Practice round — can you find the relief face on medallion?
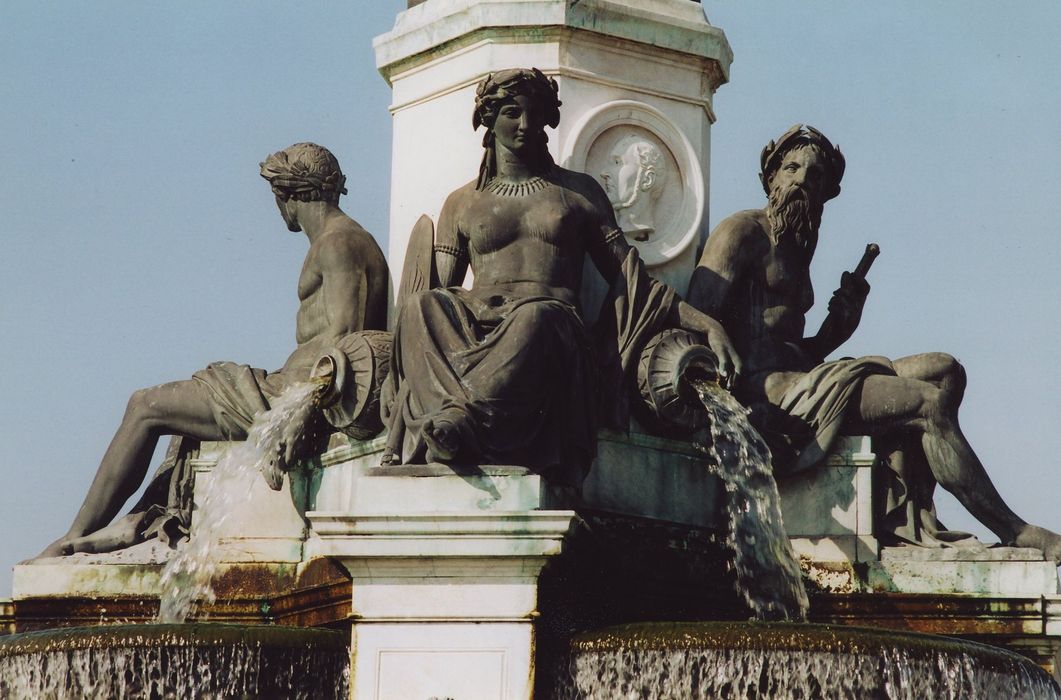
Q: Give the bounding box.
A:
[598,132,670,242]
[588,126,683,250]
[565,100,703,267]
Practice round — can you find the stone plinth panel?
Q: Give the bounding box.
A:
[871,546,1061,597]
[374,0,732,309]
[585,429,723,528]
[777,435,878,565]
[306,472,575,700]
[190,441,310,563]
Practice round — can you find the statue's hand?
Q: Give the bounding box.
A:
[826,271,869,340]
[262,402,320,491]
[703,317,743,385]
[676,301,743,383]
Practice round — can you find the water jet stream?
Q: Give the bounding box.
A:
[157,380,322,623]
[692,378,809,621]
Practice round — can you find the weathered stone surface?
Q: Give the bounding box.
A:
[869,550,1060,597]
[307,486,575,700]
[584,429,723,528]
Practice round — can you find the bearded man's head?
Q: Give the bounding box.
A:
[759,125,845,253]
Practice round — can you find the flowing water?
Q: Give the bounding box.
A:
[554,621,1061,700]
[0,623,349,699]
[692,379,809,621]
[157,380,322,623]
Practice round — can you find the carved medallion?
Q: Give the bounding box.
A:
[563,100,704,266]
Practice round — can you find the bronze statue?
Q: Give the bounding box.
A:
[688,124,1061,561]
[383,68,739,487]
[37,143,389,558]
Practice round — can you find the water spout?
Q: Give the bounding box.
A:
[636,329,808,620]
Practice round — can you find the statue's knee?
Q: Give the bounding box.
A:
[935,352,964,378]
[125,387,161,423]
[400,289,445,325]
[511,301,564,326]
[932,352,967,394]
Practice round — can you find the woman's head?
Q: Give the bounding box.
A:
[473,68,561,133]
[473,68,561,189]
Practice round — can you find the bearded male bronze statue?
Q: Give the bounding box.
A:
[37,143,390,558]
[383,68,739,487]
[688,124,1061,560]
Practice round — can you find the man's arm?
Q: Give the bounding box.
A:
[687,214,757,319]
[582,175,742,379]
[802,271,869,362]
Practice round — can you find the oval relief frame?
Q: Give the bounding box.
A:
[561,100,704,267]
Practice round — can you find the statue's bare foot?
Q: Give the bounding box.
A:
[34,537,74,560]
[424,414,461,463]
[1014,524,1061,564]
[64,514,143,555]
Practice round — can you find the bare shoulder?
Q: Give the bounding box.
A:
[318,215,387,272]
[713,208,769,239]
[441,178,480,209]
[555,167,607,202]
[437,178,480,231]
[702,208,770,260]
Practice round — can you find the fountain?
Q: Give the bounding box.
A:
[0,623,348,699]
[546,332,1061,697]
[555,621,1059,699]
[9,3,1061,699]
[158,380,325,624]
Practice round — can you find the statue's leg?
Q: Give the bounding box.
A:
[843,353,1061,560]
[842,354,1022,540]
[396,290,582,466]
[38,379,228,557]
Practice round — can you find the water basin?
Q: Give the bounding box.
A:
[0,622,348,699]
[556,621,1060,699]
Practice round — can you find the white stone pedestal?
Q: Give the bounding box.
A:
[778,435,879,564]
[306,469,574,700]
[374,0,732,304]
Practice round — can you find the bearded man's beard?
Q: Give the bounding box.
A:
[767,182,823,257]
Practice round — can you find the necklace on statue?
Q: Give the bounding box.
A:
[485,175,549,197]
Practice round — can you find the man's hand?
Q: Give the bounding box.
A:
[704,318,742,385]
[263,414,314,491]
[677,301,742,383]
[825,270,869,341]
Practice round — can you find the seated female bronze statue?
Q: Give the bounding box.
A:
[383,68,739,487]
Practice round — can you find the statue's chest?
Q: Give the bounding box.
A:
[463,190,583,255]
[763,249,813,312]
[297,253,322,301]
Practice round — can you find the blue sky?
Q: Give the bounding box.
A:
[2,1,1060,596]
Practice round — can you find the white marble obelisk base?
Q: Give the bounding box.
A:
[307,471,574,700]
[375,0,732,310]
